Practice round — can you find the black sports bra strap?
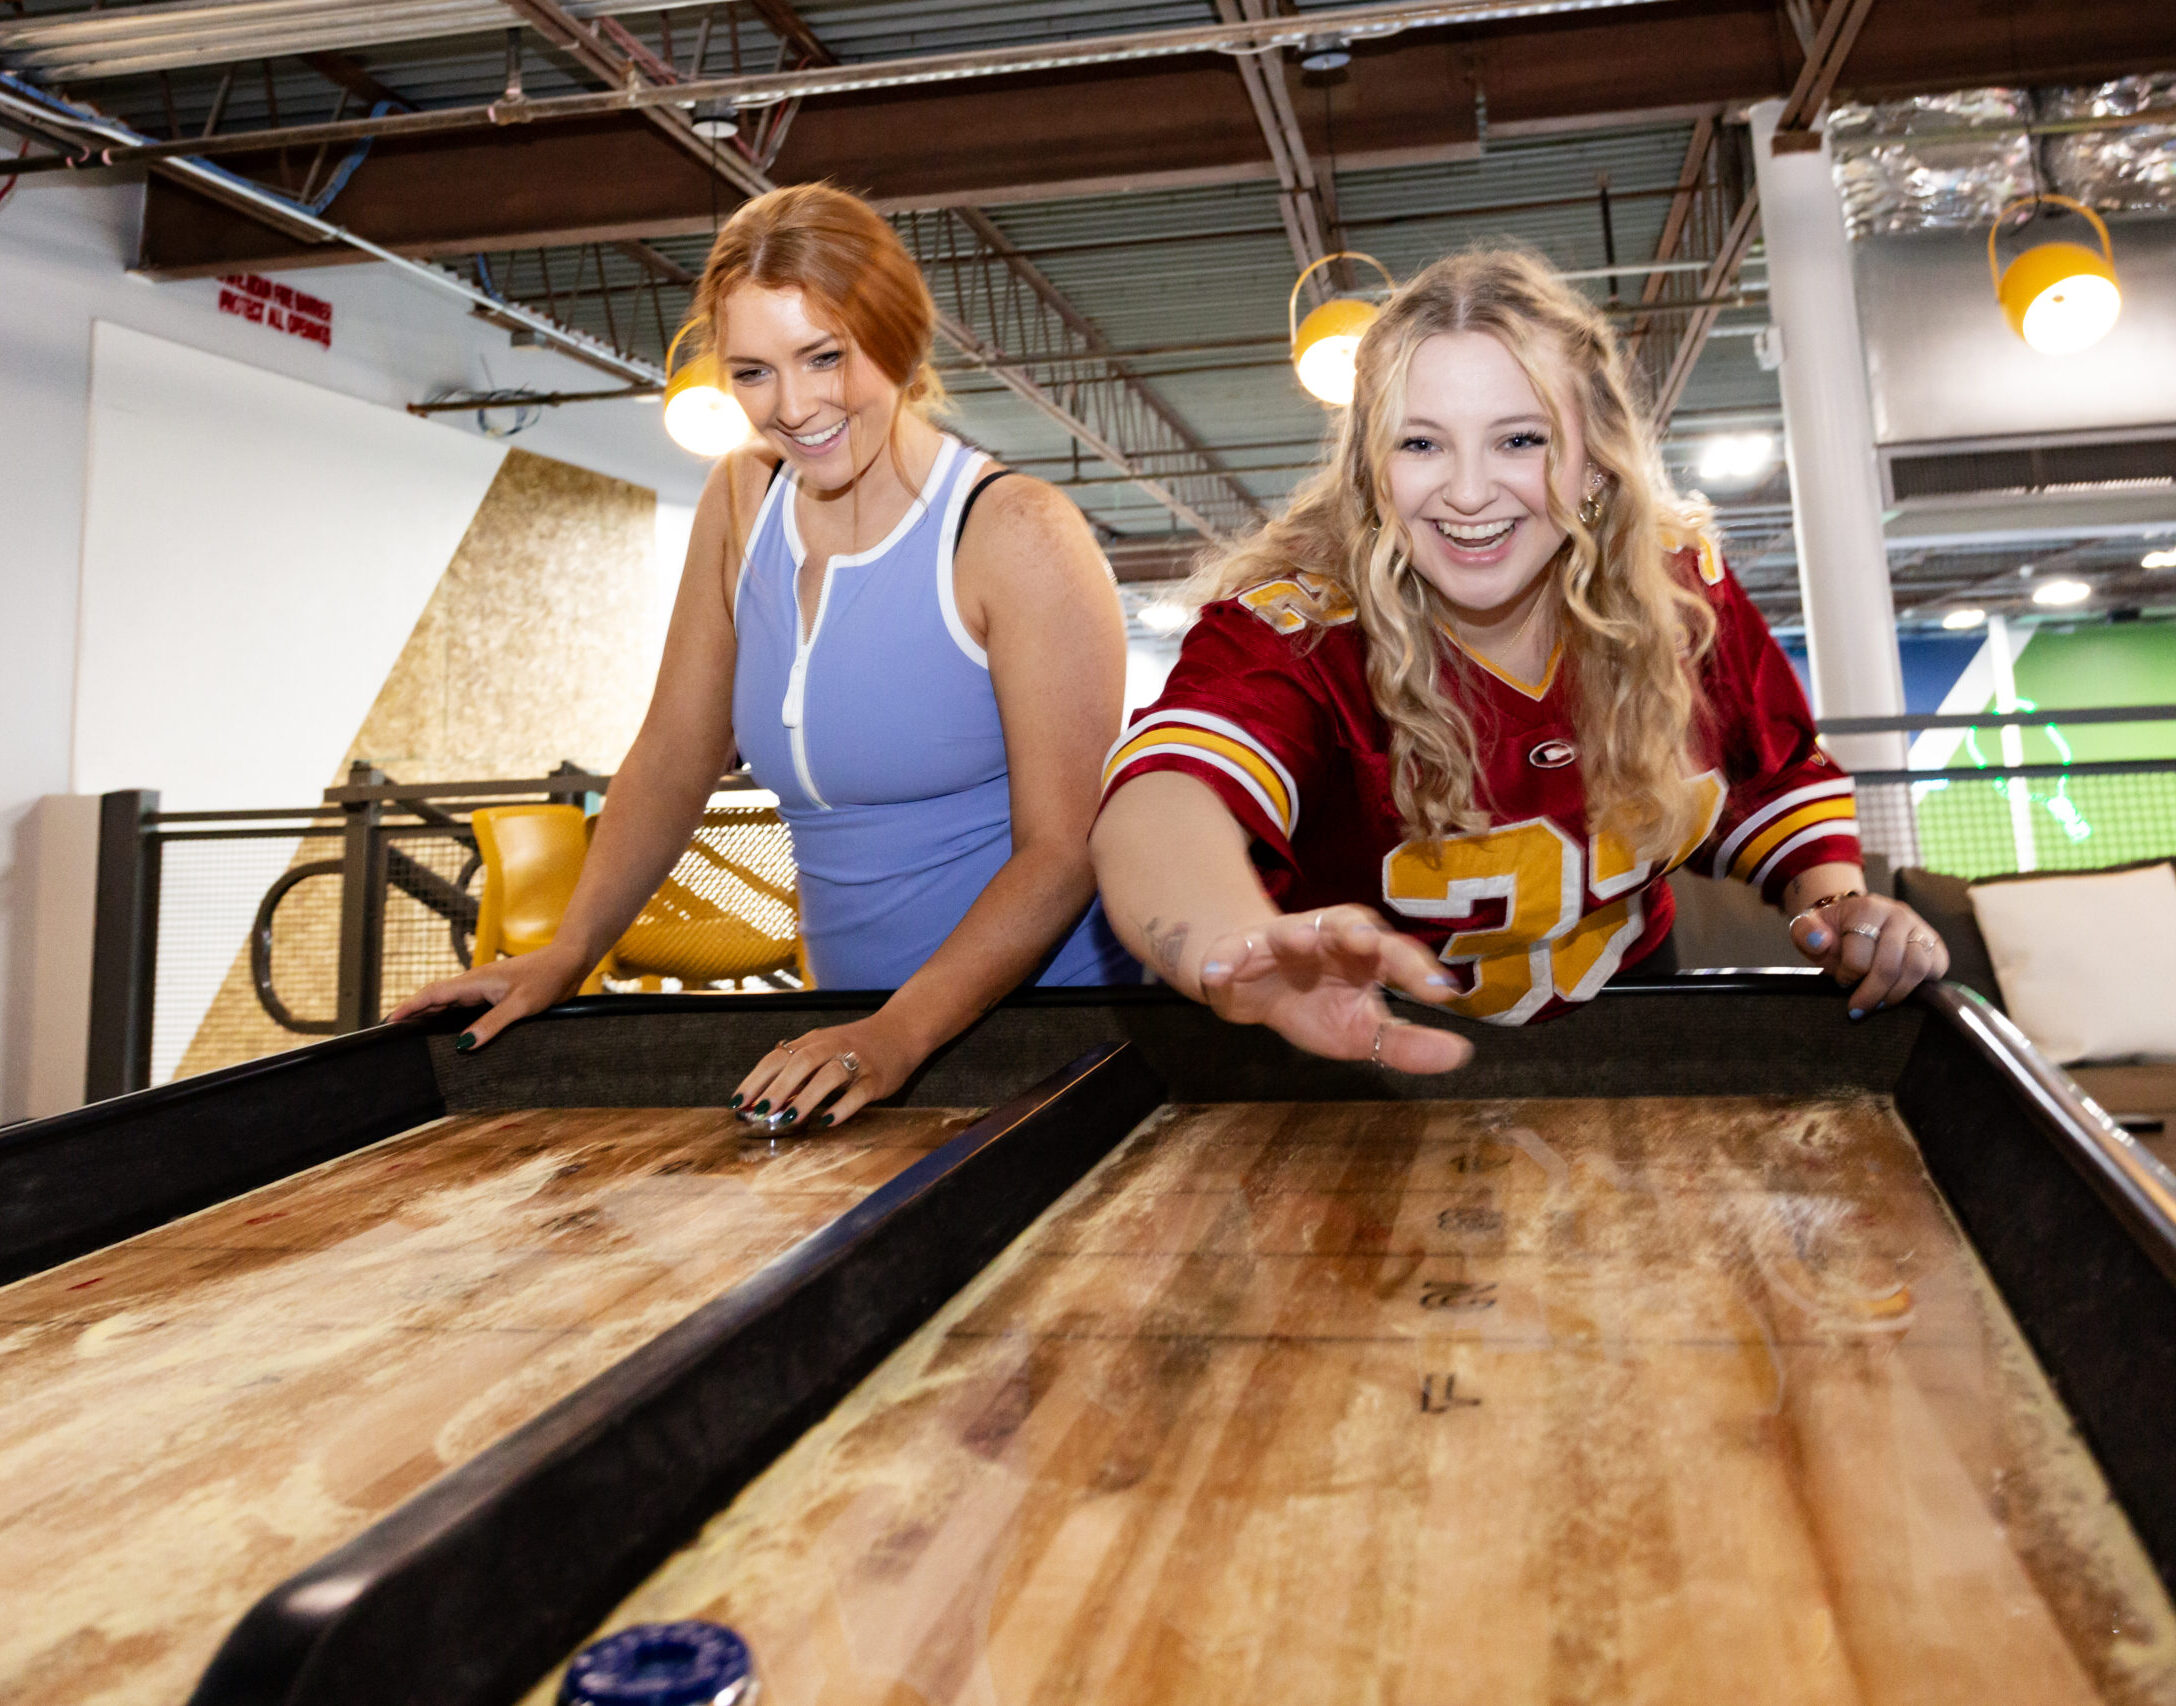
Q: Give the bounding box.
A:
[955,466,1016,546]
[764,458,786,494]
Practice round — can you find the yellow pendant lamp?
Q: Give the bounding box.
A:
[1987,194,2122,357]
[662,321,755,457]
[1289,252,1396,405]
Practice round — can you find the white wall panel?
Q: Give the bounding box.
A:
[74,321,509,809]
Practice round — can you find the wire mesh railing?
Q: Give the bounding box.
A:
[1830,705,2176,881]
[105,765,789,1091]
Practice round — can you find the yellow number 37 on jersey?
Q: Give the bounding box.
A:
[1383,773,1725,1025]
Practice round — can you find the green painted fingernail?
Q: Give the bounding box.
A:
[728,1093,744,1109]
[454,1033,476,1052]
[749,1099,769,1115]
[778,1107,798,1125]
[818,1113,834,1128]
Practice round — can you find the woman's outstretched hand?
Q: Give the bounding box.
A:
[1195,904,1472,1075]
[385,944,589,1049]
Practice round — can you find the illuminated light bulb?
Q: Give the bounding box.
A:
[1287,253,1394,407]
[1989,195,2122,357]
[662,351,754,458]
[1291,297,1376,405]
[1695,432,1777,486]
[2030,579,2091,607]
[2141,548,2176,570]
[1137,598,1191,635]
[1941,608,1987,630]
[2016,261,2121,355]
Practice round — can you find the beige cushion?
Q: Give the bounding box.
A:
[1969,865,2176,1064]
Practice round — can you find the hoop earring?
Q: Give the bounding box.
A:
[1578,492,1604,528]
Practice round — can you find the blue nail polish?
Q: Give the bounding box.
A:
[1806,929,1828,949]
[1202,961,1229,978]
[453,1032,476,1052]
[1425,973,1452,987]
[1848,1008,1864,1021]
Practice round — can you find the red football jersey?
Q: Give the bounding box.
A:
[1101,545,1859,1025]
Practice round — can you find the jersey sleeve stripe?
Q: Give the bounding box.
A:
[1710,777,1855,880]
[1104,741,1293,840]
[1729,798,1858,884]
[1102,710,1301,835]
[1748,821,1864,894]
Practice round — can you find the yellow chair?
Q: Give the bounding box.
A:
[470,803,805,993]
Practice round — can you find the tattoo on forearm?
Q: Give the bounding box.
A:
[1141,916,1191,981]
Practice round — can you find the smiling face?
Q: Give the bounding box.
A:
[718,282,902,491]
[1383,330,1590,627]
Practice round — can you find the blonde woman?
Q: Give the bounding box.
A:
[1092,249,1948,1071]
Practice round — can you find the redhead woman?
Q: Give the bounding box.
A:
[393,184,1135,1125]
[1092,249,1948,1071]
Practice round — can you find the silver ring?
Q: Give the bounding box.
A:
[1908,931,1937,950]
[1370,1021,1389,1069]
[835,1050,862,1082]
[1311,911,1326,943]
[1845,923,1883,941]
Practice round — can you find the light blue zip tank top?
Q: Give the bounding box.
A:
[732,434,1136,991]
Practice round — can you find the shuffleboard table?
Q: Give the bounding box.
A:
[3,977,2173,1705]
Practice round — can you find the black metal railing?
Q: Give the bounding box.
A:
[83,707,2176,1096]
[89,764,769,1095]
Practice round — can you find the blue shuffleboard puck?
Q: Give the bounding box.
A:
[559,1621,756,1706]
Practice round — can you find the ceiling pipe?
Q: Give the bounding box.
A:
[0,72,660,385]
[0,0,1678,173]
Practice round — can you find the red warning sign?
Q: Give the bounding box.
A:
[218,273,333,349]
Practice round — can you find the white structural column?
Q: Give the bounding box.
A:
[1748,99,1908,776]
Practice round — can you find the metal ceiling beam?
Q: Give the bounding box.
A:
[8,0,1670,167]
[495,0,771,199]
[1214,0,1339,304]
[1640,0,1880,424]
[0,0,724,83]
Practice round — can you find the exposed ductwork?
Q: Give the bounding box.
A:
[1829,76,2176,239]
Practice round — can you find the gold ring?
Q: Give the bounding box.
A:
[775,1039,799,1055]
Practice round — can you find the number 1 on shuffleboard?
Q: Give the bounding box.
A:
[1420,1373,1482,1413]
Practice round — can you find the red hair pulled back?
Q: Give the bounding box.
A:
[688,182,943,414]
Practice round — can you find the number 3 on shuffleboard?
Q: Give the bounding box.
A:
[1382,774,1724,1024]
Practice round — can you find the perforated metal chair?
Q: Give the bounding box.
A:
[470,803,804,994]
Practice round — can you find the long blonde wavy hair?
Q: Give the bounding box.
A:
[1198,248,1720,860]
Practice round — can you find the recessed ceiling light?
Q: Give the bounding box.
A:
[1941,608,1987,630]
[2143,547,2176,570]
[1137,599,1191,635]
[2030,579,2091,606]
[1695,433,1777,487]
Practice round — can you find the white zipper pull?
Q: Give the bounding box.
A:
[782,653,807,729]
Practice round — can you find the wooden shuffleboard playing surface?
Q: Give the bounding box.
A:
[538,1096,2176,1706]
[0,1105,977,1706]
